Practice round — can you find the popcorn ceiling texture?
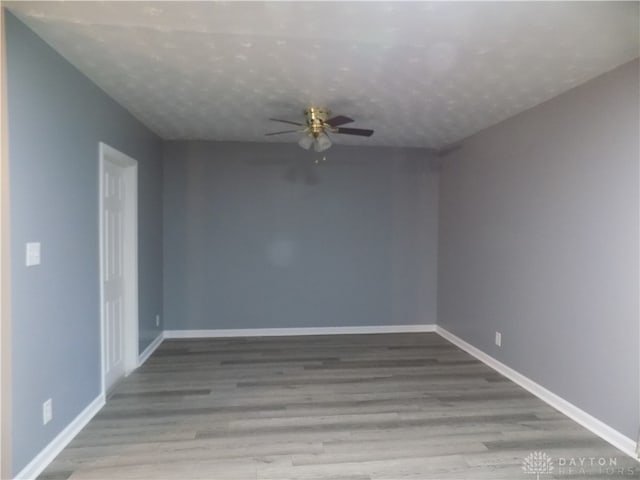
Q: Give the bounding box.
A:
[7,1,639,149]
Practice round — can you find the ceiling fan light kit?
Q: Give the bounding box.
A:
[267,106,374,151]
[297,135,313,150]
[313,132,332,152]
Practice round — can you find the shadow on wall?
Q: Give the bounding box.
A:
[162,141,439,331]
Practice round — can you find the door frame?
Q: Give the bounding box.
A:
[98,142,138,394]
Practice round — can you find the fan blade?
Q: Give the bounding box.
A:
[265,129,299,136]
[269,118,304,126]
[326,115,354,127]
[335,127,374,137]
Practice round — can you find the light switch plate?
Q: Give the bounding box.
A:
[26,242,41,266]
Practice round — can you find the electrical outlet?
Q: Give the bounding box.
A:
[155,314,160,327]
[495,332,502,347]
[42,398,52,425]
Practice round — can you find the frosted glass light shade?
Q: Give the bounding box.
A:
[298,135,313,150]
[314,133,332,152]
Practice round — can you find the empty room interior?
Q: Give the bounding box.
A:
[1,1,639,479]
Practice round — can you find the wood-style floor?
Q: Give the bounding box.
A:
[39,333,637,479]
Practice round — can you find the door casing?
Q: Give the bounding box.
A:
[99,142,138,394]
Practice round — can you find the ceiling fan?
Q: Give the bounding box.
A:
[265,107,374,152]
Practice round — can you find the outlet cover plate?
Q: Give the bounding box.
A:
[42,398,52,425]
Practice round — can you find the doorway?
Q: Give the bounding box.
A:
[99,143,138,393]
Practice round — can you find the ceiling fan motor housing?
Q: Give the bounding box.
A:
[305,107,331,137]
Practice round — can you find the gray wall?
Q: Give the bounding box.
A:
[438,60,639,439]
[6,13,163,473]
[163,141,438,330]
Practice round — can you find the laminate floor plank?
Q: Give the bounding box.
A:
[38,333,638,479]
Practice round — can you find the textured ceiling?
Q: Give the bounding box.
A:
[6,1,639,149]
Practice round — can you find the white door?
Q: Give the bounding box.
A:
[102,159,126,390]
[100,143,138,393]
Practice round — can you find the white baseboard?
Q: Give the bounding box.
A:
[15,393,105,480]
[138,332,164,366]
[164,324,437,339]
[435,326,638,460]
